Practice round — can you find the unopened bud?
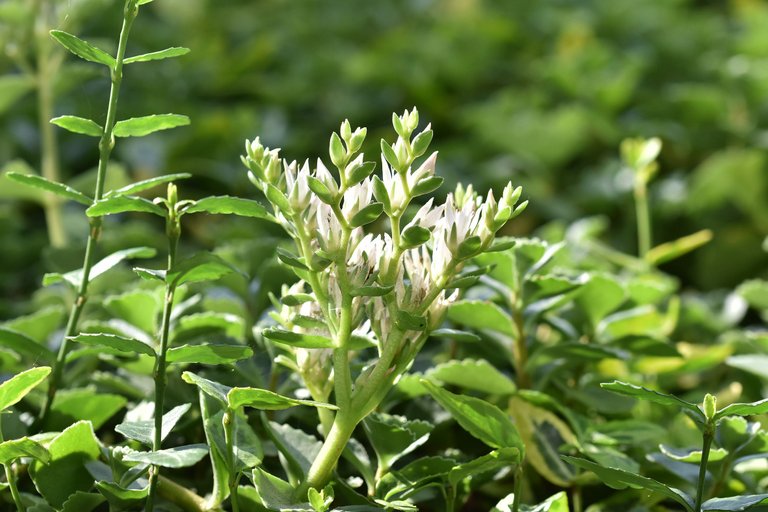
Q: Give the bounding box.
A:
[704,393,717,421]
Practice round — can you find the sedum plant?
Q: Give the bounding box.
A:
[241,107,527,500]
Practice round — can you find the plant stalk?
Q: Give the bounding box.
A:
[223,409,240,512]
[512,465,523,512]
[694,428,714,512]
[298,411,357,497]
[35,0,66,248]
[146,218,180,511]
[634,178,652,259]
[37,0,139,428]
[0,427,24,512]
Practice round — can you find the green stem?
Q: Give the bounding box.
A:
[157,475,209,512]
[512,465,523,512]
[694,428,714,512]
[298,411,357,497]
[37,0,139,429]
[223,409,240,512]
[35,0,66,248]
[634,178,651,259]
[0,427,24,512]
[145,221,179,511]
[511,306,530,389]
[571,484,582,512]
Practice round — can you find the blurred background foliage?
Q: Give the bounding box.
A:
[2,0,768,318]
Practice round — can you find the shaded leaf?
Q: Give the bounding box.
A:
[123,444,208,468]
[116,403,191,446]
[48,388,127,430]
[166,344,253,365]
[427,359,516,395]
[5,172,91,205]
[50,30,115,67]
[44,246,156,288]
[448,447,522,487]
[262,327,334,349]
[364,413,433,471]
[68,332,156,357]
[0,327,55,363]
[0,437,50,465]
[167,252,234,287]
[600,381,704,419]
[701,495,768,511]
[447,301,516,337]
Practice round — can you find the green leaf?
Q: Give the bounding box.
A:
[44,246,156,288]
[495,491,569,512]
[68,332,156,357]
[447,300,516,337]
[600,381,704,419]
[0,366,51,411]
[50,30,116,67]
[0,327,55,363]
[250,468,297,510]
[266,183,291,212]
[50,115,103,137]
[372,175,391,212]
[597,305,667,340]
[509,396,577,487]
[401,225,431,248]
[575,274,625,326]
[106,172,192,197]
[262,327,334,348]
[431,328,481,343]
[715,398,768,420]
[646,229,713,266]
[167,252,234,287]
[427,359,516,395]
[364,413,433,471]
[5,172,91,205]
[0,437,50,465]
[115,403,191,446]
[457,235,483,259]
[61,491,106,512]
[123,444,208,468]
[124,46,190,64]
[0,75,35,115]
[30,421,102,508]
[104,289,161,335]
[227,387,337,411]
[47,388,127,430]
[412,130,433,157]
[421,379,523,452]
[377,455,456,501]
[737,279,768,311]
[395,310,427,331]
[276,247,309,270]
[198,394,230,506]
[208,409,263,472]
[350,203,384,227]
[113,114,190,137]
[307,176,334,204]
[659,445,728,463]
[727,354,768,380]
[701,495,768,511]
[95,482,148,510]
[166,344,253,365]
[448,447,522,488]
[182,372,231,406]
[347,160,376,185]
[86,195,166,217]
[561,456,694,512]
[266,421,321,479]
[350,284,394,297]
[185,195,274,220]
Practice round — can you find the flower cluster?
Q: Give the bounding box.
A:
[243,108,527,403]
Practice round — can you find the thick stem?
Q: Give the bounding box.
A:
[37,0,138,428]
[298,412,357,497]
[35,0,66,248]
[694,428,714,512]
[512,465,523,512]
[634,179,651,260]
[571,484,582,512]
[511,306,530,389]
[146,227,179,511]
[157,475,209,512]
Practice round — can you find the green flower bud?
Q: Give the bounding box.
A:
[704,393,717,421]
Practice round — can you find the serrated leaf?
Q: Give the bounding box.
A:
[0,437,50,465]
[364,413,433,470]
[185,195,274,220]
[262,327,334,348]
[427,359,516,395]
[715,398,768,420]
[659,444,728,463]
[510,396,577,487]
[51,115,103,137]
[86,195,165,217]
[5,172,91,205]
[561,456,694,511]
[422,380,523,452]
[600,381,704,419]
[60,491,105,512]
[123,444,208,468]
[50,30,115,67]
[0,327,55,363]
[167,252,234,287]
[106,172,192,197]
[113,114,190,137]
[0,366,51,411]
[68,332,156,357]
[166,344,253,365]
[447,300,516,337]
[448,447,521,488]
[227,387,337,411]
[44,246,156,288]
[182,372,230,406]
[30,421,101,508]
[115,403,191,446]
[124,46,190,64]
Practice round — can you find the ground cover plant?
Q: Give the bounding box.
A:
[1,0,768,511]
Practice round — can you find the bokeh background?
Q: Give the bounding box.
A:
[2,0,768,317]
